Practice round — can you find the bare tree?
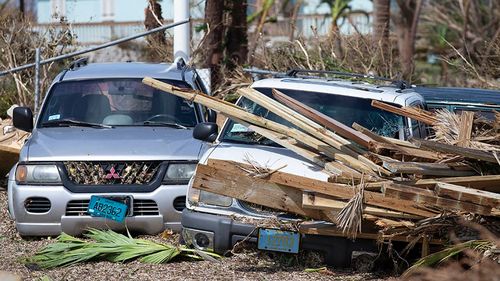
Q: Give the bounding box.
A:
[393,0,424,81]
[203,0,225,90]
[422,0,499,86]
[144,0,165,46]
[0,10,74,112]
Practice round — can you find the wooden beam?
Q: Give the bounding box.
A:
[298,225,443,244]
[382,160,476,177]
[371,100,438,125]
[457,111,474,147]
[238,87,350,150]
[237,88,381,175]
[142,78,378,177]
[206,159,438,217]
[382,183,492,215]
[353,123,441,160]
[192,164,327,220]
[411,138,499,164]
[302,192,423,219]
[413,175,500,193]
[271,88,373,148]
[434,182,500,208]
[229,116,363,179]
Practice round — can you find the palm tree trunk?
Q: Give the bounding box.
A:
[372,0,390,46]
[203,0,225,91]
[226,0,248,67]
[394,0,424,81]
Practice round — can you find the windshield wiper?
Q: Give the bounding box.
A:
[143,121,188,129]
[41,119,113,129]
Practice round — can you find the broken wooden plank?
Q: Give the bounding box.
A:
[434,182,500,208]
[382,183,492,215]
[192,164,326,220]
[238,87,350,150]
[142,78,378,177]
[271,89,373,148]
[206,159,438,218]
[382,160,476,177]
[298,225,443,244]
[371,100,438,125]
[411,138,499,163]
[237,88,382,175]
[413,175,500,193]
[457,111,474,147]
[353,123,441,160]
[302,192,423,219]
[228,116,364,179]
[381,136,419,148]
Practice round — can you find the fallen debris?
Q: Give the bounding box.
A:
[143,77,499,261]
[0,117,29,176]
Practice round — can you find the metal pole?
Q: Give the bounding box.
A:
[173,0,190,61]
[34,48,40,115]
[0,19,190,77]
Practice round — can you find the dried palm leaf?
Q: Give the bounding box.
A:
[335,179,365,238]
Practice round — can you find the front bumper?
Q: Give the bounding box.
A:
[181,209,378,267]
[10,182,187,236]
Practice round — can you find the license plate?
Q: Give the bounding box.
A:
[87,196,129,223]
[257,228,300,254]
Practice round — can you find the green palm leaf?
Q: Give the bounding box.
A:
[26,229,221,269]
[403,240,494,278]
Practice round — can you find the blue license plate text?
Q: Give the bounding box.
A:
[87,196,128,223]
[257,228,300,254]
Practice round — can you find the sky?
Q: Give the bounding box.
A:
[37,0,372,24]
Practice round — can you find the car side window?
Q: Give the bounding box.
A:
[410,102,427,138]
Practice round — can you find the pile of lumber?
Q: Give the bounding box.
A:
[143,77,500,244]
[0,118,28,176]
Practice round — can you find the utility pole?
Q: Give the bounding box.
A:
[19,0,25,16]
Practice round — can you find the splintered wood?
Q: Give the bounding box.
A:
[143,77,500,244]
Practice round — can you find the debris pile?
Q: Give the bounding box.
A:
[0,107,29,176]
[143,77,499,246]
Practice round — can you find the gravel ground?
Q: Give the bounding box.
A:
[0,188,397,281]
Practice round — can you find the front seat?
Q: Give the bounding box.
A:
[75,94,112,124]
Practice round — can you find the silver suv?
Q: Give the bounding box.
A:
[8,61,211,236]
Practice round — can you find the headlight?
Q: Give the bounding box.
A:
[164,163,196,181]
[15,164,62,184]
[199,191,233,207]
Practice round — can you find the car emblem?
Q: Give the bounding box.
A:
[105,166,120,179]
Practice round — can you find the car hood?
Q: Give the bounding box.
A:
[23,127,204,161]
[201,142,330,181]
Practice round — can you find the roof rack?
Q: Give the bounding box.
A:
[243,68,409,90]
[68,57,89,70]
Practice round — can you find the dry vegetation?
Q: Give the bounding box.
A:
[0,7,75,116]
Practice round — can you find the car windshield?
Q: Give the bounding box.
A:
[221,87,405,145]
[38,79,198,127]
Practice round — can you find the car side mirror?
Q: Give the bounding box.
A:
[193,122,218,143]
[13,107,33,132]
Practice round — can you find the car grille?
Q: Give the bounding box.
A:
[25,197,51,213]
[64,161,161,185]
[65,199,160,216]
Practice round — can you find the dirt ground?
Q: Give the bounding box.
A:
[0,187,397,281]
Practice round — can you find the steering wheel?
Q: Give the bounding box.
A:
[145,114,179,122]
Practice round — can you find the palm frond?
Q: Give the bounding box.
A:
[402,240,495,278]
[26,229,221,269]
